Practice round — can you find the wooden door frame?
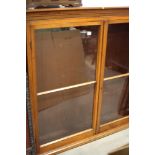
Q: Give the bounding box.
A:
[96,20,129,134]
[27,19,105,154]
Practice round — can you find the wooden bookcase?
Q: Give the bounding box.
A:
[26,7,129,155]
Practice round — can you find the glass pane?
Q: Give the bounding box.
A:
[104,23,129,78]
[35,26,99,92]
[100,77,129,124]
[38,84,95,145]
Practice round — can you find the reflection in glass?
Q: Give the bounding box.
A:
[104,23,129,78]
[38,85,95,145]
[100,77,129,124]
[35,26,99,92]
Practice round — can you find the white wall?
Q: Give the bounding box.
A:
[82,0,129,7]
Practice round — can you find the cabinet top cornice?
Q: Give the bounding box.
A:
[26,7,129,22]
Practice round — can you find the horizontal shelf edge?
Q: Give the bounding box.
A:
[104,73,129,81]
[37,81,96,96]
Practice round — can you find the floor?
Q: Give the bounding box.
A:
[58,129,129,155]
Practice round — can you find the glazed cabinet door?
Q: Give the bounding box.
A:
[27,21,103,153]
[98,22,129,132]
